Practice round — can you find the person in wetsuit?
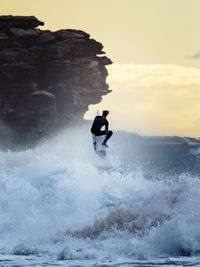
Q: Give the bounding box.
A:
[91,110,113,148]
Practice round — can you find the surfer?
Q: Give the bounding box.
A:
[91,110,113,148]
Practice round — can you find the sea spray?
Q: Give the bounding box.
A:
[0,125,200,263]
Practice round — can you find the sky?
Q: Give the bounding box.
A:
[1,0,200,136]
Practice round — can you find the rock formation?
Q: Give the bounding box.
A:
[0,16,112,149]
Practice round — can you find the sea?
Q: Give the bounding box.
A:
[0,124,200,267]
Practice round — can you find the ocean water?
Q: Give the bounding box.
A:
[0,125,200,267]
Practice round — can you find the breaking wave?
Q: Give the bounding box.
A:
[0,124,200,263]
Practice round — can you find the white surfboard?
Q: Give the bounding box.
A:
[92,111,107,158]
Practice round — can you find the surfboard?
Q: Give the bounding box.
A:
[92,111,107,158]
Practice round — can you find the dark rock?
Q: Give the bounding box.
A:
[0,16,112,149]
[20,91,56,115]
[0,16,44,29]
[54,29,90,39]
[0,31,8,40]
[9,28,40,38]
[178,249,191,257]
[0,48,29,63]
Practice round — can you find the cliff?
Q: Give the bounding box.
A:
[0,16,112,149]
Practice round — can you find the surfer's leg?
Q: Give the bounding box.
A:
[103,130,113,144]
[92,134,97,151]
[93,141,97,151]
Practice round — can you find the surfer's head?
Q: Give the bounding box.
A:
[102,110,109,117]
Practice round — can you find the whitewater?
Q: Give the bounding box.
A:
[0,124,200,266]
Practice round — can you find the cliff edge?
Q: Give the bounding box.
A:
[0,16,112,149]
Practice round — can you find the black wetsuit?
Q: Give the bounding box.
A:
[91,116,113,144]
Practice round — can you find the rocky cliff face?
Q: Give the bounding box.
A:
[0,16,112,149]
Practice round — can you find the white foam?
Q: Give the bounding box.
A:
[0,125,200,263]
